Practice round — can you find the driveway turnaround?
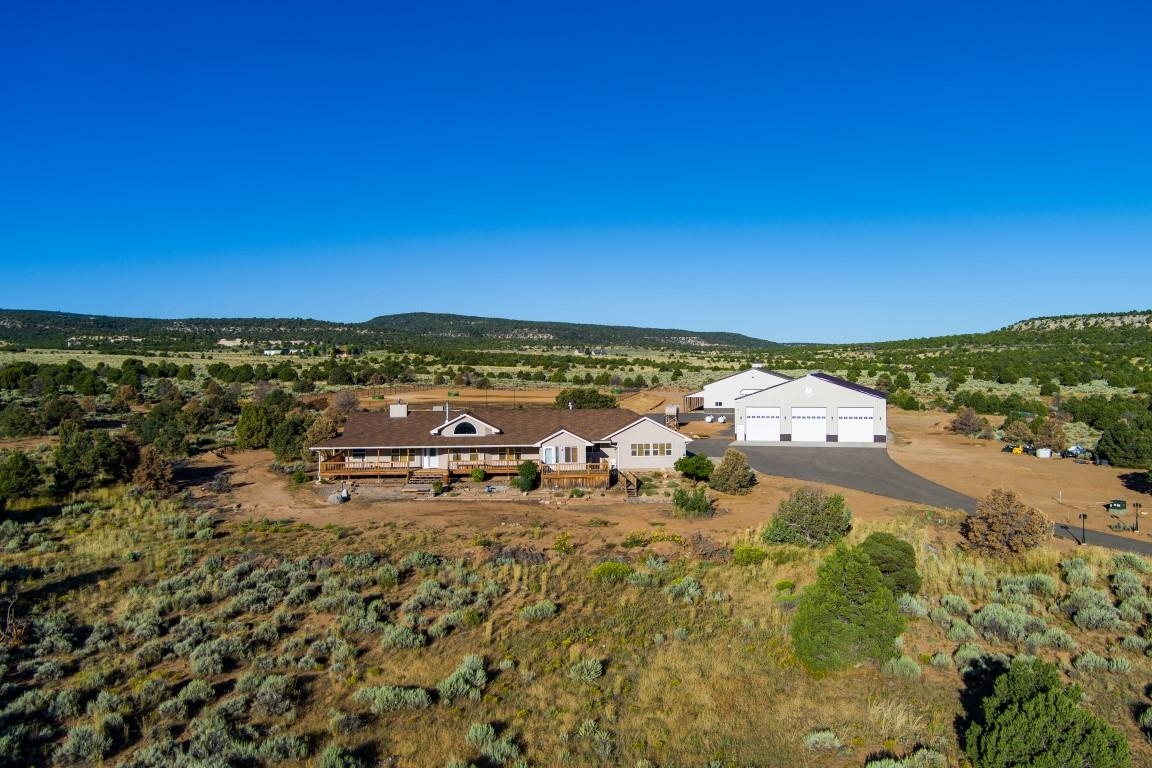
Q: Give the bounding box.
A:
[687,439,977,512]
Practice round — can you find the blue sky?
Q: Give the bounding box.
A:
[1,1,1149,343]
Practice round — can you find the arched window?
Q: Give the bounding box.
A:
[453,421,477,435]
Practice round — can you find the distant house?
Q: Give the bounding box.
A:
[309,404,690,488]
[684,366,793,410]
[733,373,887,444]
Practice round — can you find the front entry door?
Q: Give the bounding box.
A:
[542,446,556,464]
[422,448,438,469]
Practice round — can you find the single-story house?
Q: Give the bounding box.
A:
[732,372,887,444]
[310,403,691,488]
[684,365,793,410]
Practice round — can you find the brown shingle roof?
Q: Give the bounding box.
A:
[311,408,644,450]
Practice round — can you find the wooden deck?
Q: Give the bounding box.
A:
[317,459,610,487]
[539,462,612,489]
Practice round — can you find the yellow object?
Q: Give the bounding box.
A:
[1011,446,1024,454]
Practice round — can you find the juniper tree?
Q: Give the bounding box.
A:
[960,488,1049,557]
[965,657,1129,768]
[708,449,755,495]
[790,546,906,673]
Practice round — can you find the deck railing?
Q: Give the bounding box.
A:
[320,459,420,474]
[540,462,609,474]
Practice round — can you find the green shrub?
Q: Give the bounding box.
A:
[512,461,539,491]
[258,733,308,762]
[567,658,604,683]
[380,624,426,650]
[1063,588,1127,631]
[1073,650,1110,673]
[665,577,703,603]
[763,486,852,547]
[54,724,113,764]
[674,454,714,481]
[1113,552,1150,574]
[1060,557,1095,587]
[469,467,486,482]
[882,655,922,679]
[589,562,633,584]
[802,729,841,751]
[671,486,714,518]
[465,721,522,764]
[858,532,922,595]
[897,594,928,618]
[953,642,987,669]
[353,685,432,713]
[940,593,972,616]
[790,546,905,673]
[966,658,1130,767]
[1110,569,1144,600]
[732,545,768,566]
[708,448,755,495]
[970,602,1047,644]
[519,599,558,621]
[437,655,487,703]
[947,620,978,643]
[1025,627,1077,652]
[1120,635,1148,652]
[316,744,364,768]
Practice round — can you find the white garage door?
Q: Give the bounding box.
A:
[837,407,874,442]
[791,407,827,442]
[745,407,781,441]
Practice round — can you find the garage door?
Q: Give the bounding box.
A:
[837,407,874,442]
[791,407,827,442]
[745,407,781,441]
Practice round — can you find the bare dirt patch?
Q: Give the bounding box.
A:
[887,409,1149,543]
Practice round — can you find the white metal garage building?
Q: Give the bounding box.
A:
[684,366,792,410]
[733,372,887,445]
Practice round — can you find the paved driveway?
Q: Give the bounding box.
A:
[689,439,976,512]
[689,439,1152,555]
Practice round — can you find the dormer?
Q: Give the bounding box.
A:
[430,413,502,437]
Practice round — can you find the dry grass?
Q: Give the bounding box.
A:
[5,483,1151,767]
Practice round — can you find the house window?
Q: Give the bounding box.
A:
[351,449,366,461]
[561,446,578,463]
[630,443,672,457]
[453,421,477,435]
[715,401,723,407]
[500,448,521,462]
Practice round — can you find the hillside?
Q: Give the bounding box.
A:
[0,309,776,352]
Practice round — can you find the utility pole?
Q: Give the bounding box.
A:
[1078,512,1088,545]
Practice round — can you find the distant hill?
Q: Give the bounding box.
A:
[1005,310,1152,334]
[0,309,778,352]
